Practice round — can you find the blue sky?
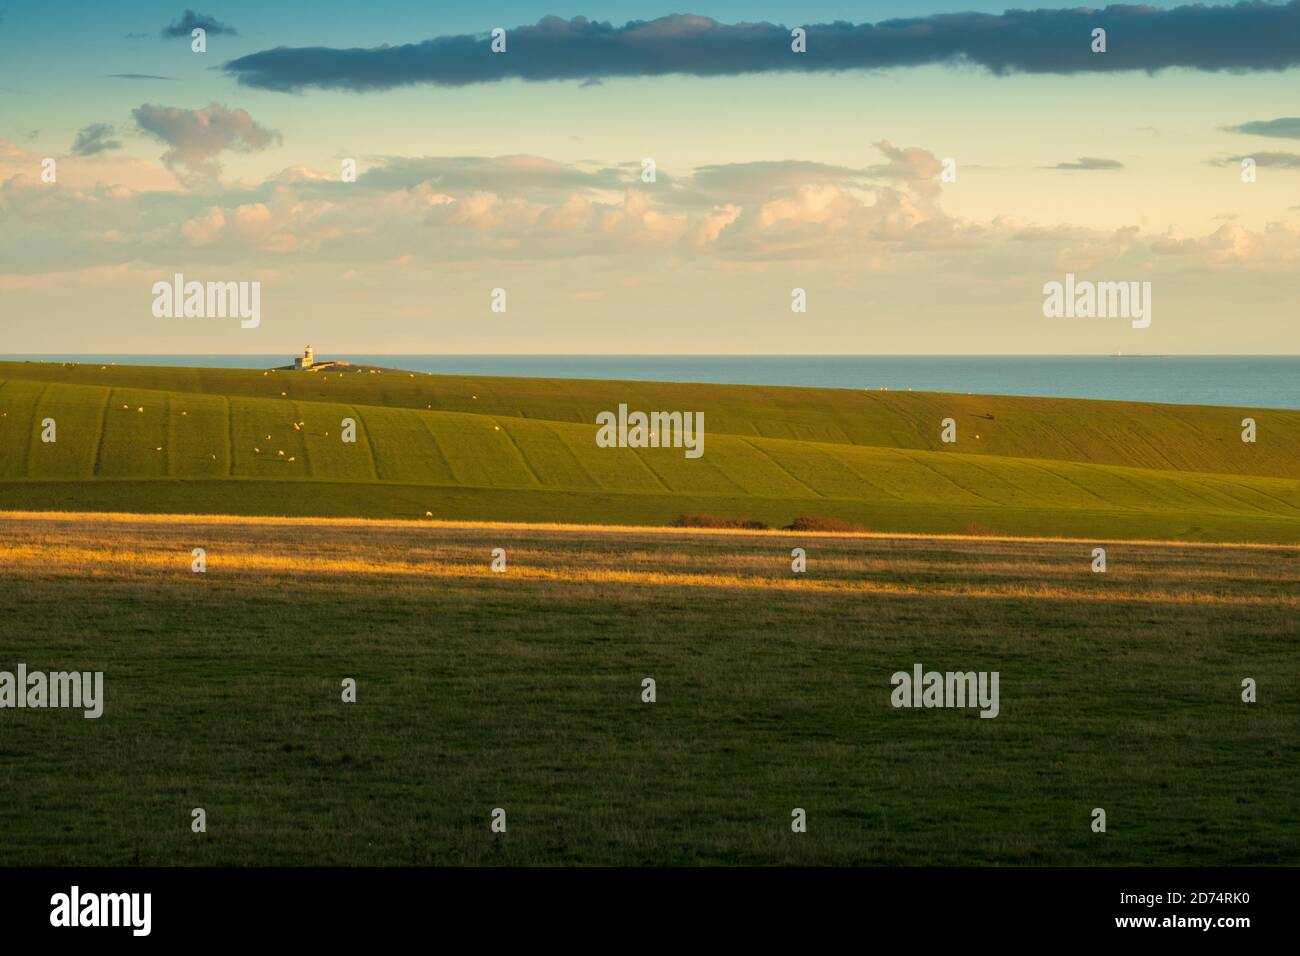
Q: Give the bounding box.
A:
[1,2,1298,354]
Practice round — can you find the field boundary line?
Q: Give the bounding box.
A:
[3,508,1300,551]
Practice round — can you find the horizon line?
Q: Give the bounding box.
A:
[5,353,1300,359]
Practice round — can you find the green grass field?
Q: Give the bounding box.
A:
[2,363,1296,866]
[2,360,1298,541]
[1,512,1296,866]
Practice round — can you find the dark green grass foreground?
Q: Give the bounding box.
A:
[1,514,1295,866]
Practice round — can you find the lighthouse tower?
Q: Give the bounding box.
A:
[295,346,314,370]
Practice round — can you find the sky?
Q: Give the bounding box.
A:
[1,1,1299,355]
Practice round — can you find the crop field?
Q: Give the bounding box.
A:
[2,361,1297,867]
[2,360,1298,542]
[1,511,1296,866]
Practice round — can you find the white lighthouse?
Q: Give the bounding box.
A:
[294,346,314,370]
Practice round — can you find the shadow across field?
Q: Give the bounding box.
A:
[0,513,1296,865]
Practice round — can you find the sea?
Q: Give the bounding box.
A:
[4,355,1298,409]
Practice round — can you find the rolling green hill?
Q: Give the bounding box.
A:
[2,360,1298,541]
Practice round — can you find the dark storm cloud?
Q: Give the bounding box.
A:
[1223,117,1300,139]
[1215,151,1300,167]
[224,5,1300,93]
[70,123,122,156]
[162,9,238,39]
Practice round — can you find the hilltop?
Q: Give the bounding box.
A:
[1,359,1297,542]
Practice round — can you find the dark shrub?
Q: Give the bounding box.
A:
[671,513,769,530]
[786,516,872,533]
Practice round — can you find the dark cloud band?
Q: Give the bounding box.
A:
[70,123,122,156]
[1224,117,1300,139]
[1051,157,1125,170]
[163,9,237,39]
[224,5,1300,93]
